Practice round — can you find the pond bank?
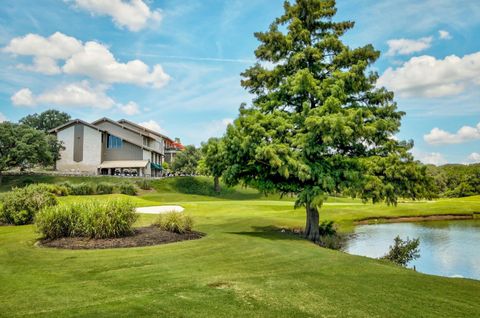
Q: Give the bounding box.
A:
[355,212,479,225]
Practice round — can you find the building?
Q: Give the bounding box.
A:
[49,118,184,176]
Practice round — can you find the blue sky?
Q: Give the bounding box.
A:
[0,0,479,165]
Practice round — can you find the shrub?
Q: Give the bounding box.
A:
[69,183,96,195]
[96,182,115,195]
[381,236,420,267]
[0,186,57,225]
[154,212,193,234]
[119,183,137,196]
[318,220,336,236]
[36,199,138,239]
[135,179,152,190]
[33,184,70,196]
[318,234,345,250]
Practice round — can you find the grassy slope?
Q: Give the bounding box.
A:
[0,176,479,317]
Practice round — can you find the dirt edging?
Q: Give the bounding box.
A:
[355,213,478,225]
[37,226,204,250]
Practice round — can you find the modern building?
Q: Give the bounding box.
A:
[49,118,184,176]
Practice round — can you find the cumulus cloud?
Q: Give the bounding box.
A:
[378,52,480,98]
[467,152,480,163]
[63,41,170,87]
[386,36,432,56]
[139,120,166,134]
[119,101,140,115]
[11,88,35,107]
[73,0,162,32]
[439,30,452,40]
[4,32,170,88]
[0,112,7,123]
[413,150,447,166]
[11,81,115,109]
[424,122,480,145]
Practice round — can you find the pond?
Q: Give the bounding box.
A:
[344,219,480,280]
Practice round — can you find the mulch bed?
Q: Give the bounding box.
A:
[38,226,204,250]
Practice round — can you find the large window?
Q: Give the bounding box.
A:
[107,135,123,149]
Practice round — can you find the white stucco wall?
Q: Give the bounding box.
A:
[56,125,102,173]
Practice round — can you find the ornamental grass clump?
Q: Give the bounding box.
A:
[154,212,193,234]
[135,179,152,190]
[33,183,70,196]
[0,185,57,225]
[68,182,96,195]
[36,199,138,240]
[119,182,137,196]
[96,182,115,195]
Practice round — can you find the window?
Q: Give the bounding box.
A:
[107,135,123,149]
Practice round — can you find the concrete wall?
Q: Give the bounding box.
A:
[56,124,102,173]
[119,121,165,153]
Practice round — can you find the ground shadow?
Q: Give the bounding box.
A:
[227,226,304,241]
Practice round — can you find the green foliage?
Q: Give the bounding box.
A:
[222,0,433,240]
[200,138,227,192]
[119,183,137,196]
[154,212,193,234]
[68,182,96,195]
[0,185,57,225]
[19,109,71,132]
[161,161,169,170]
[36,199,138,239]
[96,182,115,195]
[381,236,420,267]
[135,179,152,190]
[32,183,70,196]
[0,122,54,176]
[318,220,336,236]
[427,164,480,198]
[171,145,201,174]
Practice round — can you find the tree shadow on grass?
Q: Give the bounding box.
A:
[227,226,304,241]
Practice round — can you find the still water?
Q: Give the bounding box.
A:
[344,220,480,280]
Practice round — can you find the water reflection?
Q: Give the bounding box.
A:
[344,220,480,280]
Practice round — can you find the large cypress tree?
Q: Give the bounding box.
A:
[223,0,432,242]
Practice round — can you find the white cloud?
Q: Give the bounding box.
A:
[424,122,480,145]
[63,41,170,87]
[386,36,433,56]
[467,152,480,163]
[11,81,115,109]
[0,112,7,123]
[73,0,162,32]
[3,32,83,60]
[378,52,480,98]
[119,101,140,115]
[413,150,447,166]
[439,30,452,40]
[4,32,170,88]
[11,88,35,107]
[139,120,166,134]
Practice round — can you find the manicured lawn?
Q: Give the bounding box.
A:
[0,177,479,317]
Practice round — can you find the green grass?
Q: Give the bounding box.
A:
[0,176,479,317]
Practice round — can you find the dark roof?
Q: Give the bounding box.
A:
[48,119,105,133]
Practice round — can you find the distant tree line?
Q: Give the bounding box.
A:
[426,164,480,197]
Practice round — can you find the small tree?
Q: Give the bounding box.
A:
[171,145,201,175]
[19,109,71,132]
[0,122,53,183]
[381,236,420,267]
[200,137,226,192]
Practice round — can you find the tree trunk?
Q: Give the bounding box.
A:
[0,172,2,185]
[305,204,320,242]
[214,176,220,193]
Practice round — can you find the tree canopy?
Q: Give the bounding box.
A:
[222,0,432,242]
[0,122,54,182]
[199,137,226,192]
[171,145,201,175]
[19,109,71,132]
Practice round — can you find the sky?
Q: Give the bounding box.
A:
[0,0,479,165]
